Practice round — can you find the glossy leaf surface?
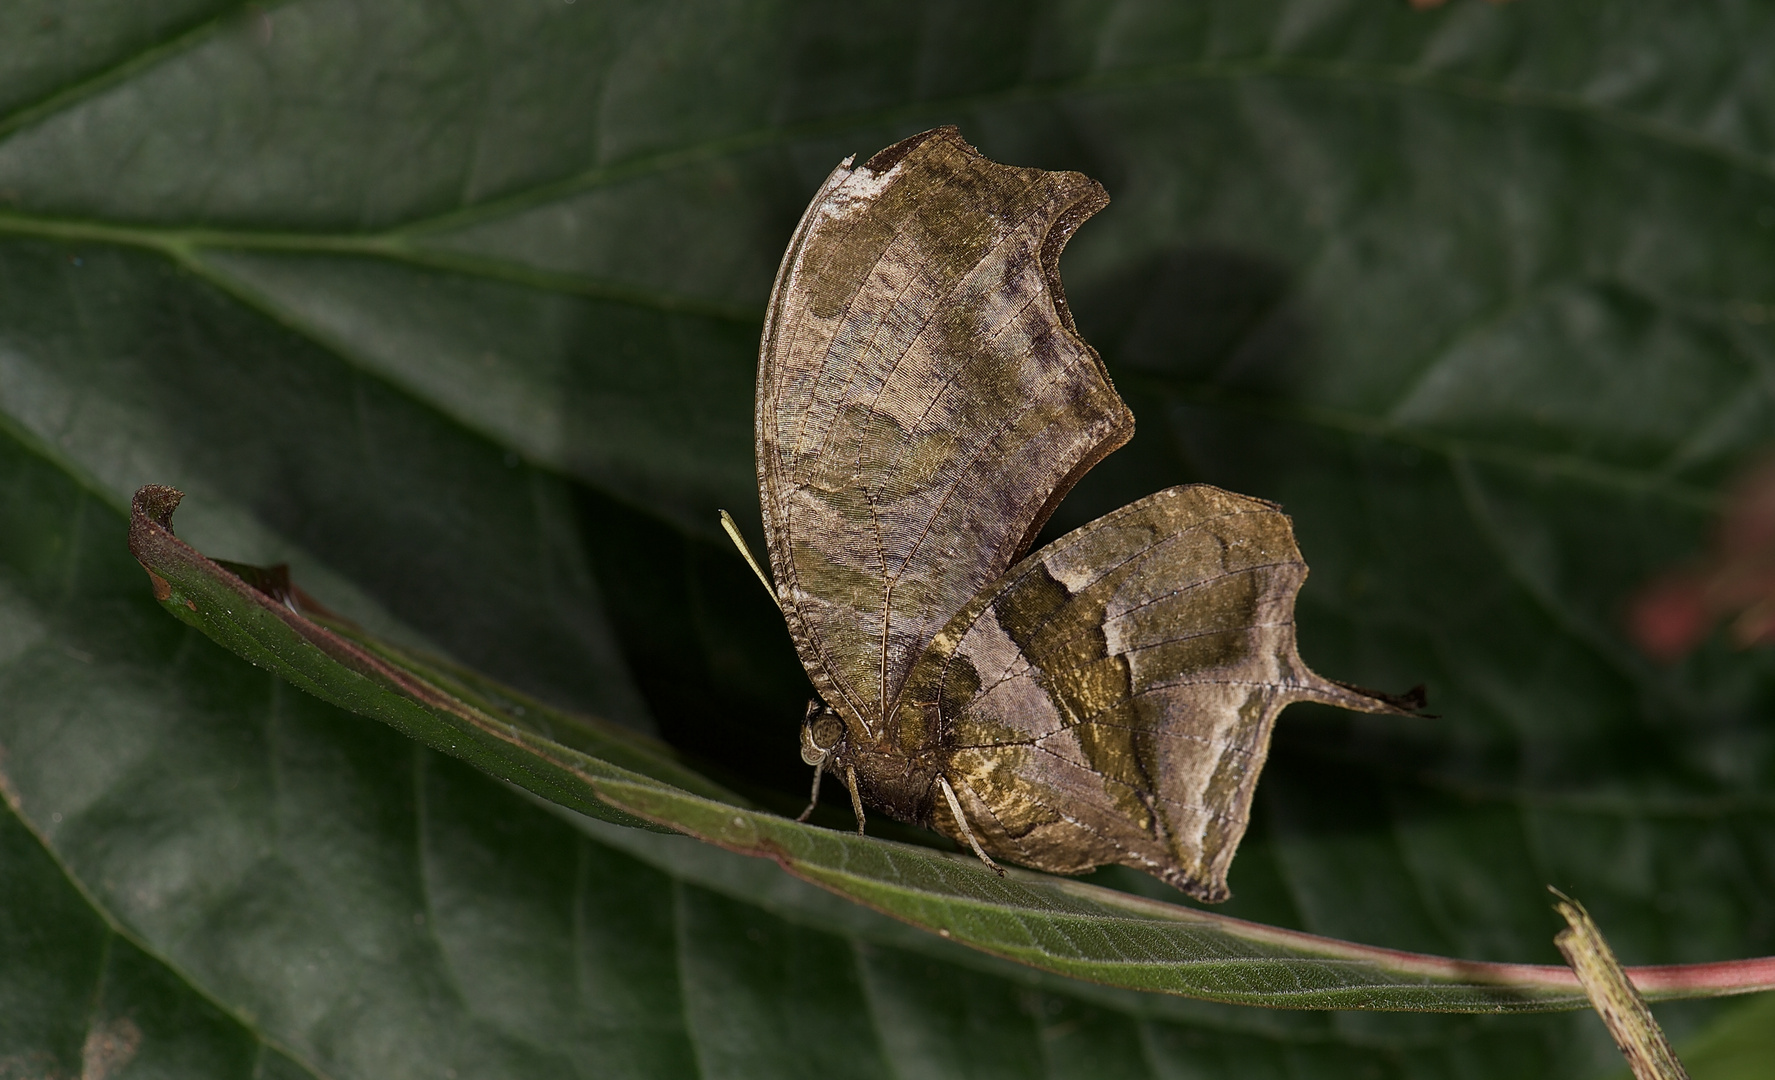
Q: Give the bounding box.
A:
[124,482,1775,1015]
[6,1,1775,1077]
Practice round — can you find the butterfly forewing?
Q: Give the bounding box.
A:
[904,485,1390,902]
[756,127,1133,734]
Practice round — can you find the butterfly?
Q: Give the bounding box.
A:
[730,127,1412,902]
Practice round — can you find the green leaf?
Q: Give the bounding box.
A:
[7,1,1775,1076]
[1674,991,1775,1080]
[0,439,1646,1077]
[127,483,733,826]
[0,783,321,1080]
[136,480,1697,1013]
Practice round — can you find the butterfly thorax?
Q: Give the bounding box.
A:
[802,696,949,828]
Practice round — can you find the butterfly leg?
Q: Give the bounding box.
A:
[938,776,1005,877]
[844,763,867,835]
[795,758,826,822]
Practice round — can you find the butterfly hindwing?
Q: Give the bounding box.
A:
[756,127,1133,734]
[901,485,1396,901]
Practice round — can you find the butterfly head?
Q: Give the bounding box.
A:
[798,698,847,767]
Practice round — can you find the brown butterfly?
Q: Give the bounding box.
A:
[728,127,1412,902]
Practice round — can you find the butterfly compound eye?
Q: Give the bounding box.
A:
[798,702,846,765]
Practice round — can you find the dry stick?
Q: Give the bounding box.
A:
[1551,887,1690,1080]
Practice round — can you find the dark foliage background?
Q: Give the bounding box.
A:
[2,2,1773,1077]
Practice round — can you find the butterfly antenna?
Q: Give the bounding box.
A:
[938,776,1005,877]
[795,758,825,823]
[843,764,867,836]
[718,510,778,606]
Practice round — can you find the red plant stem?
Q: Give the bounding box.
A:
[1064,880,1775,999]
[1627,956,1775,996]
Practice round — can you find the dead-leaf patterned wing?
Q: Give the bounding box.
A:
[901,485,1405,902]
[756,127,1133,734]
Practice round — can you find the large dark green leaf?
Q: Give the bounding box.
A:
[122,482,1775,1016]
[0,441,1715,1078]
[5,1,1775,1076]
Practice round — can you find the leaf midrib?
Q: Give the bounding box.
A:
[4,46,1773,242]
[0,222,1731,521]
